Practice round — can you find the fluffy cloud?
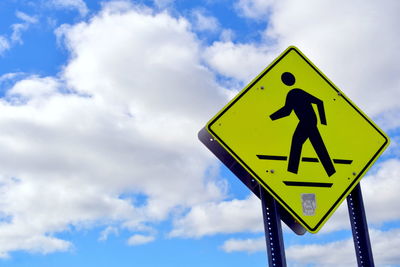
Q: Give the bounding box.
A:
[221,237,264,253]
[127,234,155,246]
[153,0,175,9]
[218,0,400,125]
[0,3,228,257]
[269,0,400,117]
[170,194,262,238]
[320,159,400,233]
[0,36,10,55]
[286,228,400,266]
[235,0,275,19]
[314,159,400,234]
[191,9,220,33]
[287,238,356,267]
[0,11,37,55]
[221,228,400,266]
[203,41,273,82]
[49,0,89,16]
[98,226,119,241]
[15,11,38,24]
[362,159,400,224]
[11,11,38,44]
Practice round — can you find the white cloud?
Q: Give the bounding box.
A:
[127,234,155,246]
[0,11,39,52]
[153,0,175,9]
[362,159,400,225]
[375,111,400,133]
[309,157,400,234]
[232,0,400,120]
[219,29,235,42]
[286,228,400,266]
[221,228,400,266]
[286,238,356,266]
[235,0,275,19]
[0,36,10,55]
[98,226,119,241]
[221,237,264,253]
[0,229,72,259]
[15,11,38,24]
[10,24,28,44]
[7,76,60,100]
[322,158,400,233]
[50,0,89,16]
[0,3,228,257]
[191,9,220,33]
[203,41,276,82]
[59,5,225,122]
[0,73,22,83]
[384,135,400,158]
[170,194,262,238]
[11,11,38,44]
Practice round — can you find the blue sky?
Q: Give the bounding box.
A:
[0,0,399,266]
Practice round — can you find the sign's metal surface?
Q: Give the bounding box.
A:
[205,46,389,232]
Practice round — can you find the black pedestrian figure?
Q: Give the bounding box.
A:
[270,72,336,177]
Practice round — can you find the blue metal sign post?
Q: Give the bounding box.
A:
[347,183,375,267]
[260,185,287,267]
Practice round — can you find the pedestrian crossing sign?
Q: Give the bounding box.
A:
[205,46,390,233]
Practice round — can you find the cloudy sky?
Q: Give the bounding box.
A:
[0,0,399,266]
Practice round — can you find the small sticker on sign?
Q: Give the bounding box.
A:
[301,193,316,216]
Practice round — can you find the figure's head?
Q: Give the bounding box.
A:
[281,72,295,86]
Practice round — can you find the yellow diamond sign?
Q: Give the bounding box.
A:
[206,46,390,233]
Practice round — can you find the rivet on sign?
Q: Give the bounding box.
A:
[261,86,265,90]
[270,169,275,174]
[352,172,356,176]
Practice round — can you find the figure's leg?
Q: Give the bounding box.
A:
[309,128,336,177]
[288,124,308,174]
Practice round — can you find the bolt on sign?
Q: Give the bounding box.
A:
[205,46,390,233]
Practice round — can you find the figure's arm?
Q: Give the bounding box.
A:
[305,92,326,125]
[308,94,327,125]
[316,100,327,125]
[270,102,292,120]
